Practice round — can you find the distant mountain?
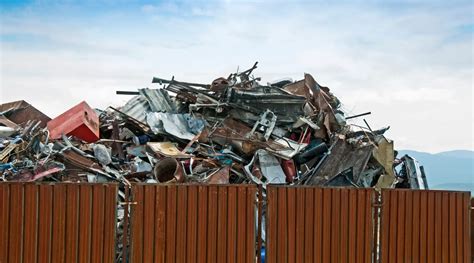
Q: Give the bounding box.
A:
[398,150,473,193]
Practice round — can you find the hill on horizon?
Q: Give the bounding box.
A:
[398,150,473,193]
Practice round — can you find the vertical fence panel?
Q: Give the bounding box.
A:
[380,189,471,263]
[129,184,257,263]
[265,186,374,263]
[0,182,117,263]
[23,184,38,263]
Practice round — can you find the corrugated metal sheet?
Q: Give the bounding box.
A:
[0,100,51,127]
[380,189,471,263]
[129,184,257,263]
[266,186,374,263]
[0,182,117,263]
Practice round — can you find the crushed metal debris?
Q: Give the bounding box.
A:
[0,62,429,259]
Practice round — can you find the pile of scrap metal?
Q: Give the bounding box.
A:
[0,62,427,191]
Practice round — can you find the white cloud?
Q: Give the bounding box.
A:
[0,1,472,152]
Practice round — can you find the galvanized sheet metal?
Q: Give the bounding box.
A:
[266,186,375,263]
[129,184,257,263]
[0,183,117,263]
[380,189,471,263]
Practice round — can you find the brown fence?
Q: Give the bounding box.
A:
[266,186,375,263]
[1,182,471,263]
[380,189,471,263]
[0,183,118,263]
[128,184,258,263]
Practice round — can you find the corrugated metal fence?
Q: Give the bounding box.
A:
[0,183,118,263]
[128,184,258,263]
[266,186,375,263]
[0,182,471,263]
[380,189,471,263]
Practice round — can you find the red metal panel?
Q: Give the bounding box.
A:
[47,101,100,142]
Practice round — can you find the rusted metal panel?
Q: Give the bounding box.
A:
[0,182,117,263]
[266,186,374,263]
[129,184,257,263]
[380,189,471,263]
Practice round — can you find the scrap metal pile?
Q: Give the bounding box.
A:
[0,62,428,190]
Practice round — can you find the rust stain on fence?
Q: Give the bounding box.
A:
[266,186,374,263]
[380,189,471,263]
[0,182,118,263]
[129,184,257,263]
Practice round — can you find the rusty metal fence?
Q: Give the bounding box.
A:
[0,182,471,263]
[128,184,258,263]
[266,186,375,263]
[380,189,471,263]
[0,183,118,263]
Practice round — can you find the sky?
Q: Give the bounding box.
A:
[0,0,473,153]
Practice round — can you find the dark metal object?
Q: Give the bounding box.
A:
[116,91,140,95]
[153,158,184,183]
[346,111,371,120]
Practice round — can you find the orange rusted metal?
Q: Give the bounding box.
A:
[266,186,375,263]
[128,184,257,263]
[0,182,117,263]
[380,189,471,263]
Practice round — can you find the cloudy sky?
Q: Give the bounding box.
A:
[0,0,472,153]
